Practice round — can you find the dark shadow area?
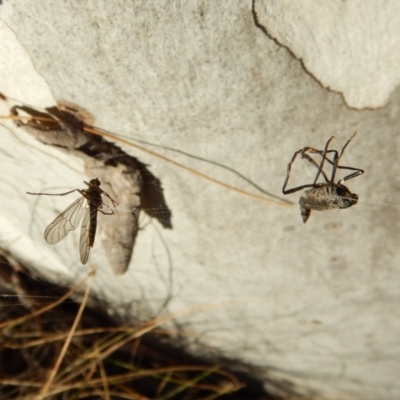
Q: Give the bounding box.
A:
[9,101,172,229]
[2,95,172,273]
[0,253,296,400]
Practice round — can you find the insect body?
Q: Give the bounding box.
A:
[282,133,364,223]
[297,181,358,223]
[28,179,118,264]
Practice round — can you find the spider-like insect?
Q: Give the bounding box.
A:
[282,132,364,223]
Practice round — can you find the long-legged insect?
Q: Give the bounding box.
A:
[27,178,118,264]
[282,133,364,223]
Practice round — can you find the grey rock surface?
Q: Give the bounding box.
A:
[0,2,399,399]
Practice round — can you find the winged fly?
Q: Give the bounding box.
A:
[27,178,118,264]
[282,133,364,223]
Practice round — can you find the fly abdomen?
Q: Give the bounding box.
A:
[89,204,98,247]
[299,185,333,211]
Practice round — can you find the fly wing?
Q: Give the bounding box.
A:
[44,197,85,245]
[79,206,91,264]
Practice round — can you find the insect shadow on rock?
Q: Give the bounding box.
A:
[27,178,118,265]
[282,132,364,223]
[0,93,173,274]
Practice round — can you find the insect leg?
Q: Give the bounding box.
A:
[283,148,326,194]
[338,132,357,159]
[337,166,364,182]
[282,149,303,194]
[98,209,115,215]
[312,136,335,185]
[27,189,82,197]
[98,188,118,207]
[301,152,331,182]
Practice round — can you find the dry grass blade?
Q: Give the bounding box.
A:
[84,125,292,208]
[0,93,291,208]
[0,254,283,399]
[38,266,96,398]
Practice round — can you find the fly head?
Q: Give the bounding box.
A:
[336,183,358,209]
[89,178,101,187]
